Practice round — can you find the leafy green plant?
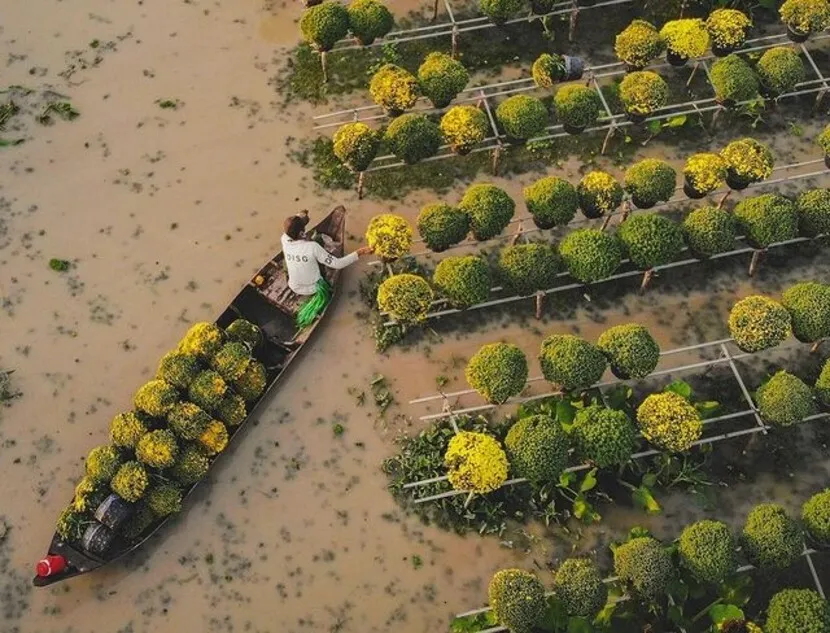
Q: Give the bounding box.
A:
[188,370,227,411]
[532,53,566,89]
[479,0,524,25]
[523,176,578,229]
[552,558,608,619]
[571,405,637,468]
[495,95,548,141]
[538,334,607,391]
[740,503,803,570]
[684,153,727,195]
[682,206,736,258]
[781,281,830,343]
[817,358,830,408]
[818,124,830,155]
[433,255,491,308]
[459,183,515,240]
[803,489,830,544]
[347,0,393,46]
[756,370,817,426]
[617,213,684,271]
[733,193,798,248]
[383,113,442,164]
[720,138,774,187]
[300,2,349,52]
[559,229,623,283]
[418,52,469,108]
[210,342,251,382]
[417,203,470,251]
[504,414,569,484]
[170,445,210,485]
[232,361,266,402]
[377,273,433,324]
[728,295,792,353]
[796,188,830,238]
[465,342,528,404]
[597,323,661,379]
[167,401,211,440]
[497,243,561,296]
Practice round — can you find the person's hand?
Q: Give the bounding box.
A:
[298,209,309,218]
[356,246,373,256]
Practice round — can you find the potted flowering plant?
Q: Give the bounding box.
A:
[619,71,669,122]
[659,19,710,67]
[440,105,489,155]
[624,159,677,209]
[720,138,774,190]
[683,153,727,199]
[818,124,830,168]
[577,171,624,218]
[615,20,665,71]
[756,47,806,98]
[553,83,602,134]
[709,54,759,108]
[780,0,830,42]
[531,53,585,89]
[706,9,752,57]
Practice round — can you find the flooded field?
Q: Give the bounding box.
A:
[1,0,829,631]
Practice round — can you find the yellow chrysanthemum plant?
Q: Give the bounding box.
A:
[706,9,752,56]
[720,138,774,190]
[683,153,728,198]
[780,0,830,42]
[366,214,413,262]
[439,105,489,156]
[332,122,381,198]
[444,431,509,496]
[369,64,420,116]
[659,19,710,66]
[817,123,830,168]
[636,391,703,453]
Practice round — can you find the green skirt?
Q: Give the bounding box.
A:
[296,278,332,330]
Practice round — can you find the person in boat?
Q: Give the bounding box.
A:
[282,210,371,328]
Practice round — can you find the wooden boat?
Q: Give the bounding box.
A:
[32,206,348,587]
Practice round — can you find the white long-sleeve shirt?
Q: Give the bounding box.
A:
[281,233,359,295]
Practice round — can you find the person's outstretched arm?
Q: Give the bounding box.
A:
[313,244,371,269]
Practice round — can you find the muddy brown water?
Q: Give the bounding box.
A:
[2,0,830,631]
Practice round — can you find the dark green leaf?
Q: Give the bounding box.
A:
[664,380,692,399]
[695,400,721,419]
[709,604,744,626]
[632,486,661,514]
[567,616,593,633]
[556,399,577,424]
[580,468,598,493]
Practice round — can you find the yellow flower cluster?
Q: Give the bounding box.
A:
[377,273,433,324]
[684,153,727,193]
[366,214,413,261]
[444,431,509,493]
[198,420,229,456]
[369,64,419,113]
[706,9,752,48]
[136,429,179,469]
[780,0,830,35]
[73,477,103,513]
[636,392,702,453]
[178,322,224,360]
[720,138,774,182]
[660,19,710,59]
[439,105,488,154]
[579,171,622,214]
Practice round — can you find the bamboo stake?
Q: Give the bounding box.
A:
[356,171,365,199]
[640,269,654,292]
[811,339,824,353]
[320,51,328,84]
[748,249,765,277]
[535,291,544,320]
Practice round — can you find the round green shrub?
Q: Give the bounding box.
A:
[796,188,830,238]
[178,322,224,360]
[384,113,442,164]
[495,95,548,141]
[170,445,211,486]
[741,503,802,570]
[216,393,247,427]
[818,358,830,408]
[780,0,830,36]
[225,318,262,350]
[624,159,677,208]
[619,71,670,116]
[678,520,738,584]
[433,255,490,308]
[613,536,674,600]
[167,401,212,440]
[332,122,381,172]
[134,379,180,417]
[710,54,759,104]
[721,137,774,185]
[559,228,623,283]
[734,194,798,249]
[523,176,578,229]
[377,273,433,324]
[210,342,251,382]
[346,0,393,46]
[803,489,830,544]
[577,171,624,218]
[636,391,702,453]
[756,370,817,426]
[538,334,607,391]
[682,206,736,258]
[553,83,602,131]
[156,350,200,390]
[440,105,489,155]
[146,483,183,517]
[532,53,566,89]
[136,429,180,469]
[488,568,547,633]
[458,183,515,241]
[728,295,792,353]
[479,0,524,25]
[300,2,349,52]
[552,558,608,619]
[615,19,665,69]
[465,342,528,404]
[110,461,149,502]
[110,411,149,449]
[188,370,228,411]
[618,213,684,270]
[757,46,806,96]
[417,203,469,251]
[782,281,830,343]
[418,52,469,109]
[504,414,569,484]
[571,405,637,468]
[766,588,830,633]
[85,445,122,483]
[497,243,562,296]
[233,361,266,402]
[370,64,419,114]
[56,507,87,543]
[597,323,660,379]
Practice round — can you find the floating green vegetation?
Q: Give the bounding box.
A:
[36,101,80,125]
[156,99,182,110]
[48,258,71,272]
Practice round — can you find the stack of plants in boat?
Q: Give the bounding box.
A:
[55,319,268,549]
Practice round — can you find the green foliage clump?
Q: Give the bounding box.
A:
[781,281,830,343]
[766,588,830,633]
[120,503,155,541]
[377,273,434,324]
[417,52,469,109]
[465,343,528,404]
[300,2,349,52]
[756,370,816,426]
[818,359,830,408]
[459,184,515,241]
[615,19,665,69]
[710,54,759,104]
[559,229,623,283]
[136,429,179,469]
[383,113,442,164]
[369,64,419,114]
[728,295,792,353]
[577,171,623,218]
[56,507,87,542]
[72,476,108,513]
[346,0,393,46]
[734,194,798,248]
[171,445,211,486]
[216,393,247,427]
[188,370,228,411]
[146,483,183,517]
[439,105,488,155]
[495,95,548,141]
[597,323,660,379]
[109,411,149,449]
[757,47,806,96]
[721,137,774,185]
[624,159,677,208]
[134,379,180,417]
[156,351,200,390]
[779,0,830,35]
[552,558,608,619]
[636,391,703,453]
[532,53,566,89]
[433,255,491,309]
[479,0,524,25]
[332,122,381,172]
[233,361,266,402]
[416,203,470,251]
[803,489,830,544]
[619,71,670,116]
[504,414,569,484]
[210,342,251,382]
[553,83,602,131]
[741,503,803,570]
[488,569,547,633]
[538,335,607,391]
[167,401,212,440]
[110,461,149,502]
[618,213,684,270]
[678,520,737,584]
[682,206,736,258]
[796,188,830,238]
[497,243,561,296]
[523,176,578,229]
[660,18,710,59]
[613,536,674,600]
[225,319,262,350]
[178,322,224,361]
[571,405,637,468]
[85,445,122,483]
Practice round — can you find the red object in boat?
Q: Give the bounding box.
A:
[36,555,67,577]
